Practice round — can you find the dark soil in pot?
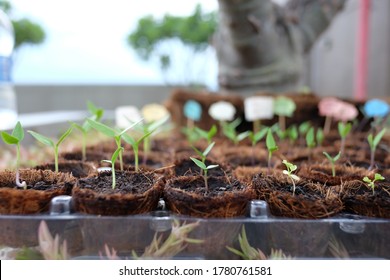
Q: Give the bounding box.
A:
[340,180,390,218]
[297,163,373,186]
[252,171,343,219]
[163,175,255,218]
[0,169,75,214]
[72,170,163,215]
[34,160,96,178]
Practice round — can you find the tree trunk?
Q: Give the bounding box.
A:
[214,0,347,95]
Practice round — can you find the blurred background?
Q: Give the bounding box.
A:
[1,0,390,115]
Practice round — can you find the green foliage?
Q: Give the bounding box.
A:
[305,127,316,149]
[316,128,324,146]
[282,160,300,196]
[71,101,104,161]
[190,157,218,191]
[367,128,386,170]
[192,142,215,164]
[128,4,216,60]
[363,173,385,195]
[266,128,278,172]
[248,127,268,146]
[323,151,341,177]
[1,121,26,188]
[1,1,46,49]
[102,147,124,189]
[222,118,249,145]
[338,122,352,139]
[194,124,217,144]
[28,127,73,173]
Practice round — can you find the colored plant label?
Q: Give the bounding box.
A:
[244,96,274,121]
[273,96,296,117]
[208,101,236,121]
[184,100,202,121]
[364,99,390,118]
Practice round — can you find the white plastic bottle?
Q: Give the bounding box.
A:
[0,8,17,130]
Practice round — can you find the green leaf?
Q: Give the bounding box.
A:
[207,125,217,140]
[363,176,371,183]
[298,121,311,136]
[373,128,386,148]
[12,121,24,141]
[374,173,385,181]
[367,133,374,149]
[237,131,250,142]
[28,130,54,148]
[192,145,204,159]
[266,128,277,152]
[203,142,215,157]
[306,127,315,148]
[56,126,73,148]
[323,151,332,161]
[119,119,144,136]
[121,133,136,146]
[136,129,154,145]
[333,152,342,161]
[1,131,19,145]
[190,157,207,170]
[71,122,84,132]
[111,147,124,163]
[87,119,117,138]
[148,114,170,132]
[194,127,209,139]
[338,122,352,138]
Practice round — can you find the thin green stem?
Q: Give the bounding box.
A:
[111,163,116,189]
[115,137,123,171]
[331,162,336,177]
[54,146,59,173]
[204,169,209,192]
[16,143,21,170]
[82,131,87,161]
[134,146,139,172]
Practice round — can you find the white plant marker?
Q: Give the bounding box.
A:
[244,96,274,133]
[208,101,236,122]
[115,106,142,129]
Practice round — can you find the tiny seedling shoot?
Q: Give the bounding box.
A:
[1,121,27,189]
[282,160,300,196]
[305,126,316,161]
[71,101,104,161]
[190,157,219,192]
[222,118,250,145]
[192,141,216,165]
[338,121,352,156]
[363,173,385,195]
[194,124,217,145]
[367,128,386,170]
[101,147,124,189]
[323,151,341,177]
[28,126,73,173]
[121,129,155,172]
[87,118,141,171]
[266,128,278,173]
[248,126,268,165]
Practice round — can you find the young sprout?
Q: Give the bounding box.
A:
[248,127,268,165]
[316,128,324,147]
[338,122,352,156]
[192,141,216,165]
[194,124,217,145]
[266,128,278,173]
[190,157,219,192]
[222,118,249,145]
[363,173,385,195]
[367,128,386,170]
[28,126,73,173]
[71,101,104,161]
[286,125,298,144]
[101,147,124,189]
[181,126,201,144]
[121,129,154,172]
[282,160,300,196]
[323,151,341,177]
[305,126,316,161]
[1,121,27,189]
[87,119,141,171]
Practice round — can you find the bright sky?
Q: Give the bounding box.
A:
[9,0,287,88]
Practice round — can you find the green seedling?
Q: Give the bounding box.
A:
[181,126,201,144]
[28,126,73,173]
[338,122,352,156]
[363,173,385,195]
[71,101,104,161]
[282,160,300,196]
[192,142,215,164]
[305,126,316,161]
[316,127,324,147]
[190,157,219,192]
[286,125,298,144]
[121,130,155,172]
[222,118,249,145]
[194,124,217,144]
[87,118,142,171]
[102,147,124,189]
[323,151,341,177]
[1,121,27,189]
[248,127,268,165]
[266,128,278,173]
[367,128,386,170]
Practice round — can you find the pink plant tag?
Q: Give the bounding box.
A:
[318,97,358,122]
[318,97,342,117]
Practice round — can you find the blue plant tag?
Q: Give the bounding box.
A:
[183,100,202,121]
[364,99,389,118]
